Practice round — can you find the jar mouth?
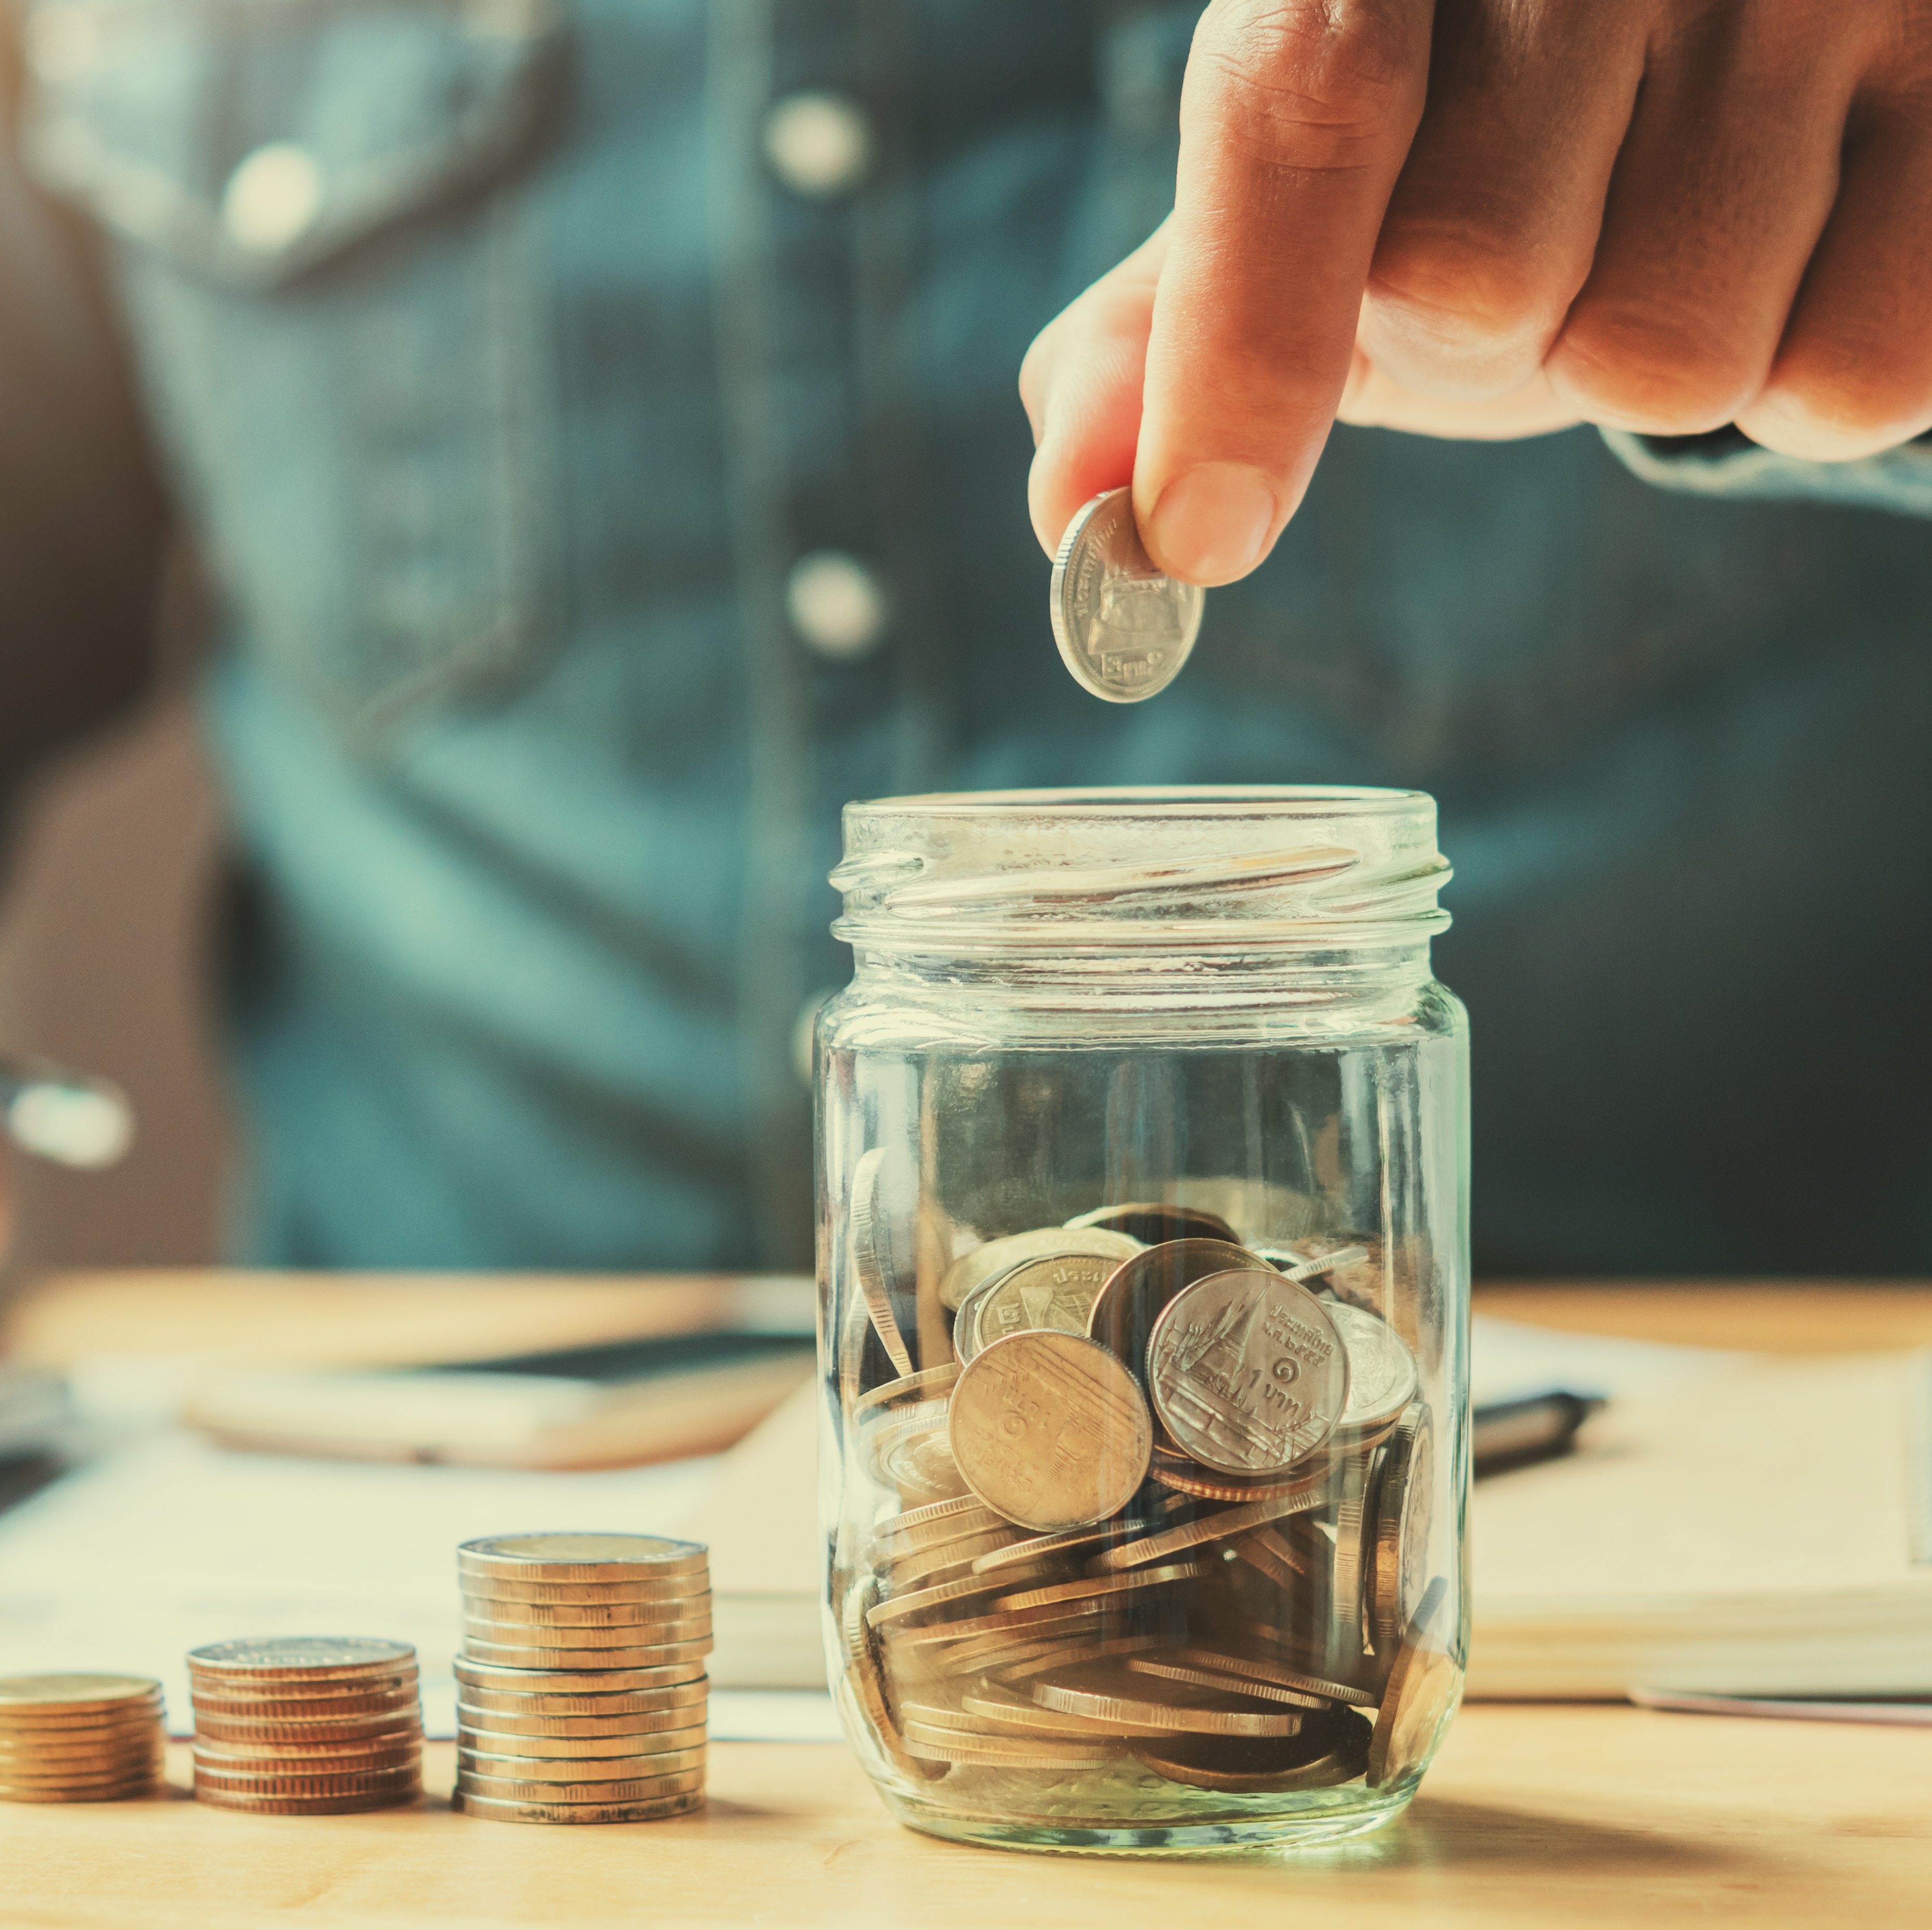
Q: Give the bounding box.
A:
[834,786,1449,960]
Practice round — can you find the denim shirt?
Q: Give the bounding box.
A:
[16,0,1932,1274]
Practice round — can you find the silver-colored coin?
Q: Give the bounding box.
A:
[1327,1302,1420,1442]
[186,1638,416,1681]
[1050,488,1204,703]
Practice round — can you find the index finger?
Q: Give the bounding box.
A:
[1133,0,1432,584]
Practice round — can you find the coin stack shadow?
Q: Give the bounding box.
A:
[0,1673,164,1803]
[453,1532,712,1825]
[187,1638,423,1814]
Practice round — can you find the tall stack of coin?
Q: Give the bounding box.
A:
[834,1186,1459,1809]
[0,1674,163,1803]
[187,1638,422,1814]
[453,1533,711,1824]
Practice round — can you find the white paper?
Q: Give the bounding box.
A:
[1470,1312,1737,1407]
[0,1429,838,1740]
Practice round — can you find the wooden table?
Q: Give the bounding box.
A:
[4,1276,1930,1926]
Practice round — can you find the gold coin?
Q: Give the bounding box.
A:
[454,1698,703,1738]
[457,1534,709,1585]
[458,1592,712,1628]
[851,1362,963,1425]
[865,1562,1059,1629]
[850,1145,918,1377]
[453,1788,704,1824]
[192,1736,420,1768]
[1147,1458,1337,1503]
[965,1508,1178,1575]
[1163,1644,1377,1709]
[938,1227,1143,1315]
[1233,1523,1315,1592]
[188,1675,419,1712]
[884,1528,1021,1589]
[0,1744,161,1777]
[0,1777,155,1804]
[194,1785,420,1815]
[1138,1706,1372,1793]
[1084,1238,1260,1386]
[461,1575,707,1607]
[948,1329,1152,1531]
[454,1686,706,1725]
[961,1251,1123,1361]
[1367,1576,1458,1786]
[453,1659,706,1696]
[991,1560,1205,1615]
[1032,1671,1308,1737]
[1146,1269,1349,1475]
[956,1691,1164,1740]
[1091,1486,1326,1571]
[883,1595,1113,1651]
[902,1729,1118,1768]
[193,1766,422,1798]
[458,1646,711,1677]
[459,1741,704,1781]
[0,1710,161,1738]
[191,1713,424,1745]
[455,1768,704,1805]
[1368,1405,1434,1655]
[0,1756,159,1786]
[1125,1654,1325,1710]
[871,1493,1003,1542]
[0,1674,161,1715]
[456,1723,706,1761]
[186,1638,415,1682]
[840,1576,947,1784]
[986,1634,1168,1683]
[462,1613,713,1649]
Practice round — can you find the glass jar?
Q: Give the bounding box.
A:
[815,787,1467,1855]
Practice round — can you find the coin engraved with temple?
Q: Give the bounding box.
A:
[1050,488,1205,702]
[1146,1267,1349,1475]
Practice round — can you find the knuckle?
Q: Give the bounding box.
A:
[1189,0,1427,168]
[1551,304,1760,434]
[1369,225,1568,354]
[1759,349,1932,454]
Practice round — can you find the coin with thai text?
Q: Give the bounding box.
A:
[962,1250,1119,1358]
[1146,1268,1348,1475]
[1051,489,1204,703]
[938,1227,1142,1314]
[948,1329,1152,1531]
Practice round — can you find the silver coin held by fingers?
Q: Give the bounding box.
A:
[1051,488,1205,702]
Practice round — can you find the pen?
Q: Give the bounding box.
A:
[1472,1390,1604,1477]
[0,1053,134,1169]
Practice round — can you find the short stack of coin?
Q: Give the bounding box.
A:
[0,1674,163,1803]
[453,1533,711,1824]
[187,1637,422,1814]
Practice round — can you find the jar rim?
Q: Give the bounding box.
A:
[849,785,1431,820]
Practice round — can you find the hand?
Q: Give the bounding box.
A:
[1023,0,1932,584]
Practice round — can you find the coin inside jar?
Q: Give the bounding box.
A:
[958,1249,1120,1360]
[1049,487,1205,703]
[1084,1238,1262,1391]
[1065,1202,1240,1246]
[1145,1267,1349,1475]
[947,1330,1152,1531]
[937,1226,1142,1314]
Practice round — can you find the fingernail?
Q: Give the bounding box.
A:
[1147,463,1279,585]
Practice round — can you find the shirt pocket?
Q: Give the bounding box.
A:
[20,0,572,737]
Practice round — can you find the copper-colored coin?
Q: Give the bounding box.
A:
[454,1685,706,1724]
[0,1776,156,1803]
[458,1742,706,1782]
[1125,1654,1326,1711]
[1368,1405,1434,1654]
[461,1637,712,1672]
[1146,1269,1349,1474]
[840,1575,948,1784]
[1090,1487,1325,1571]
[1065,1203,1240,1247]
[886,1528,1022,1590]
[0,1728,159,1759]
[958,1251,1122,1362]
[188,1679,419,1717]
[872,1493,1003,1544]
[0,1710,161,1738]
[1165,1644,1377,1708]
[457,1723,706,1761]
[902,1728,1118,1768]
[965,1509,1173,1575]
[462,1575,705,1607]
[453,1788,704,1824]
[457,1534,709,1586]
[955,1690,1167,1739]
[851,1362,961,1423]
[1084,1239,1260,1389]
[850,1146,917,1377]
[463,1612,712,1649]
[1234,1524,1315,1592]
[456,1768,704,1805]
[939,1228,1142,1315]
[886,1596,1113,1651]
[948,1328,1152,1531]
[0,1749,160,1782]
[1367,1576,1458,1786]
[454,1698,703,1738]
[991,1560,1204,1614]
[0,1674,162,1716]
[194,1785,420,1815]
[191,1723,423,1754]
[192,1737,420,1769]
[1147,1455,1337,1503]
[988,1634,1167,1683]
[185,1637,415,1683]
[1032,1667,1308,1737]
[1138,1705,1371,1792]
[459,1592,712,1628]
[453,1659,706,1696]
[193,1765,422,1798]
[866,1562,1059,1629]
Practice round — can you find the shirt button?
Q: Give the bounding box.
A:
[786,552,889,660]
[222,144,324,253]
[762,92,873,198]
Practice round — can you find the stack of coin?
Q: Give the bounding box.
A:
[187,1638,422,1814]
[453,1533,711,1824]
[0,1674,163,1803]
[833,1191,1460,1808]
